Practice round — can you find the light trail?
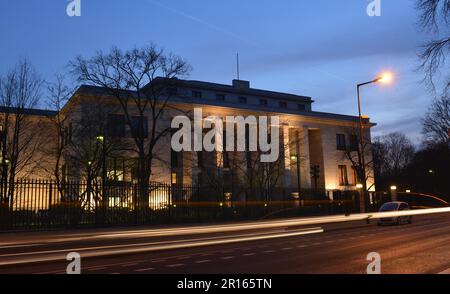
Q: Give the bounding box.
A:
[0,228,324,266]
[1,207,450,248]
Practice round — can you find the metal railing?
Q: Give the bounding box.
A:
[0,179,374,231]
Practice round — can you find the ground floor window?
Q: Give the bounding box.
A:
[338,165,349,186]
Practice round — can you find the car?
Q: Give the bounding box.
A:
[377,202,412,226]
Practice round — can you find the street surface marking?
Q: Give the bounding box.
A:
[438,268,450,274]
[87,266,108,271]
[134,268,154,272]
[120,262,138,267]
[167,264,184,268]
[195,260,211,264]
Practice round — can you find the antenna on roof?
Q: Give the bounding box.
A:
[236,53,240,80]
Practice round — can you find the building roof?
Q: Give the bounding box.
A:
[159,78,313,103]
[0,106,57,117]
[68,78,375,125]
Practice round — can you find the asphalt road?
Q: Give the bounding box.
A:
[1,213,450,274]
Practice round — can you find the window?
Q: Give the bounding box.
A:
[171,150,179,168]
[259,99,268,106]
[216,94,225,101]
[107,158,125,181]
[298,104,306,111]
[239,96,247,104]
[350,135,359,151]
[171,172,178,185]
[223,128,230,169]
[279,101,287,109]
[107,114,126,138]
[130,116,148,138]
[171,128,180,168]
[336,134,346,150]
[339,165,349,186]
[351,166,358,186]
[192,91,202,98]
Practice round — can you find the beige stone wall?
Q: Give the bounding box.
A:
[0,93,376,193]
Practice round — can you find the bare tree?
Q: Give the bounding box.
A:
[417,0,450,93]
[0,60,45,208]
[339,127,375,212]
[69,45,191,209]
[373,133,415,177]
[44,75,74,194]
[422,94,450,145]
[64,98,130,210]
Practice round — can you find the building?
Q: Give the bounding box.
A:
[0,78,376,206]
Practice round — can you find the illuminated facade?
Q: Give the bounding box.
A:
[0,78,376,199]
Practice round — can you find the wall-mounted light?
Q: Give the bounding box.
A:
[390,186,397,191]
[356,183,364,189]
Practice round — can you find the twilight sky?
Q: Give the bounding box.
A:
[0,0,448,142]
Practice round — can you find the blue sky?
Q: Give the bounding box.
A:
[0,0,447,141]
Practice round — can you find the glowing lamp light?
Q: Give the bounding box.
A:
[378,72,393,84]
[406,190,411,193]
[356,184,364,189]
[390,186,397,191]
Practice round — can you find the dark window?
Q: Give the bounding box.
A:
[223,128,230,169]
[259,99,268,106]
[171,129,180,168]
[298,104,306,111]
[192,91,202,98]
[279,101,287,108]
[338,165,349,186]
[171,150,179,168]
[336,134,346,151]
[245,125,252,169]
[239,96,247,104]
[216,94,225,101]
[197,151,204,168]
[107,114,126,138]
[130,116,148,138]
[350,135,359,151]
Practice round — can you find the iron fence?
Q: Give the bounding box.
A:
[0,179,378,231]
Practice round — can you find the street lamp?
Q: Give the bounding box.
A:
[356,72,393,212]
[96,134,107,220]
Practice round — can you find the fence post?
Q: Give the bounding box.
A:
[48,181,53,227]
[168,184,172,223]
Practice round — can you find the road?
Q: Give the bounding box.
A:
[1,213,450,274]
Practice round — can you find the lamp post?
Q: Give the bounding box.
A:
[96,135,107,221]
[356,72,392,213]
[390,185,398,202]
